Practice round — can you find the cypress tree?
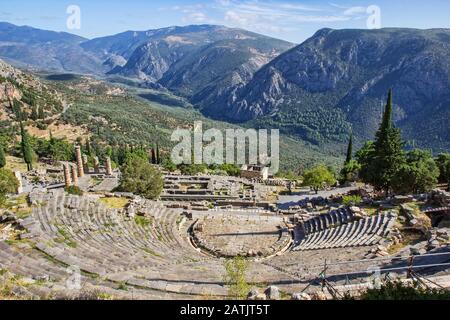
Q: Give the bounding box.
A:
[345,134,353,164]
[49,130,54,143]
[38,105,45,119]
[30,105,38,120]
[340,134,355,184]
[381,89,393,130]
[151,146,157,164]
[85,138,92,156]
[0,146,6,168]
[156,144,161,164]
[20,122,33,171]
[111,145,119,165]
[370,89,405,195]
[12,99,22,120]
[117,144,126,165]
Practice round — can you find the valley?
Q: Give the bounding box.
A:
[43,72,343,172]
[1,23,448,155]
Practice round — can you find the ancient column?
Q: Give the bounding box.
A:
[93,156,100,174]
[105,156,113,176]
[63,163,72,188]
[71,165,78,187]
[14,171,23,194]
[75,146,84,177]
[82,154,89,174]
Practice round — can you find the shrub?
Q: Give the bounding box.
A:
[223,256,251,300]
[357,280,450,300]
[65,186,83,196]
[0,169,19,205]
[178,164,208,175]
[302,165,336,193]
[218,164,241,177]
[342,195,362,206]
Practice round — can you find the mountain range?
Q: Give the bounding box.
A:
[0,22,448,152]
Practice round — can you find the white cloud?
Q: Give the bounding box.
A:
[160,1,370,41]
[343,6,367,16]
[218,1,356,33]
[183,12,208,23]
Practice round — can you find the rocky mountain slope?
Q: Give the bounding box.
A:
[215,28,450,151]
[0,22,448,152]
[0,59,63,123]
[0,23,292,84]
[103,25,292,84]
[159,37,290,110]
[0,22,104,75]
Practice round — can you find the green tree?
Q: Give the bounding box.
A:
[20,122,33,171]
[0,146,6,168]
[356,141,375,183]
[12,99,22,120]
[38,105,45,119]
[436,153,450,185]
[219,164,241,177]
[111,145,119,165]
[340,160,361,184]
[392,149,439,194]
[30,105,38,121]
[302,165,336,193]
[117,145,129,165]
[119,157,163,200]
[0,168,19,205]
[345,134,353,164]
[359,90,406,195]
[123,148,149,164]
[223,256,250,300]
[340,134,359,183]
[85,138,92,156]
[48,138,74,161]
[30,136,73,162]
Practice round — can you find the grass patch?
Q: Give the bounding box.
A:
[141,247,162,258]
[4,238,33,246]
[176,216,185,226]
[4,194,32,219]
[54,226,78,248]
[117,282,128,291]
[99,197,129,209]
[103,222,118,229]
[388,230,425,254]
[97,292,114,300]
[134,215,153,228]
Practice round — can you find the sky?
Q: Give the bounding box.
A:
[0,0,449,43]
